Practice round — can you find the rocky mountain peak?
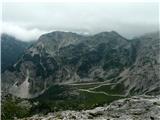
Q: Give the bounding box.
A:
[1,31,159,99]
[2,31,160,120]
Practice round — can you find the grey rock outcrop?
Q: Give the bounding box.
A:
[18,95,160,120]
[118,32,160,95]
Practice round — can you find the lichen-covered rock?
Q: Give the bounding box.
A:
[18,96,160,120]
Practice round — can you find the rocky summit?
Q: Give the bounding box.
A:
[18,95,160,120]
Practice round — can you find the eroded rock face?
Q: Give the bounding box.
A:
[118,32,160,95]
[18,96,160,120]
[2,31,135,98]
[2,31,159,98]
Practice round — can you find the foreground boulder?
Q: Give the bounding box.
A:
[18,95,160,120]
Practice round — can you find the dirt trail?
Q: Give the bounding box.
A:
[79,89,126,97]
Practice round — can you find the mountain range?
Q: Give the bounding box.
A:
[1,31,160,119]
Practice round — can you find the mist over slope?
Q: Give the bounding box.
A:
[1,34,32,72]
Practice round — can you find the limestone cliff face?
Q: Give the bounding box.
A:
[2,31,159,98]
[118,32,160,95]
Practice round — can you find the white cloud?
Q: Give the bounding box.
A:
[2,22,48,41]
[2,2,159,40]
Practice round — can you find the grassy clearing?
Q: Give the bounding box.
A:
[31,84,125,114]
[92,83,126,95]
[78,90,124,108]
[2,84,126,119]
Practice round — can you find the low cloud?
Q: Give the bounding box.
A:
[2,3,159,41]
[2,22,48,41]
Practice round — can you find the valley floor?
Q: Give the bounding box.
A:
[18,95,160,120]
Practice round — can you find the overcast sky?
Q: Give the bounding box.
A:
[2,2,159,41]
